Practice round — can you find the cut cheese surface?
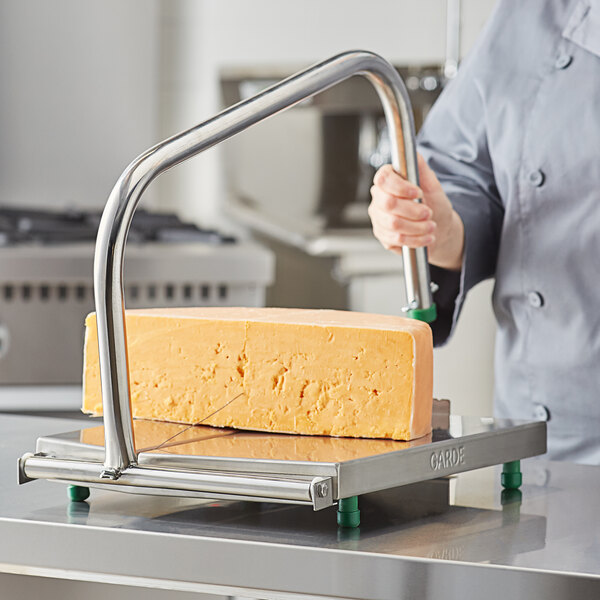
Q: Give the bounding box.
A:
[82,307,433,440]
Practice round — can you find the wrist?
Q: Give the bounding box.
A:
[429,210,464,271]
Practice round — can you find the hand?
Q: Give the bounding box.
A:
[368,154,465,271]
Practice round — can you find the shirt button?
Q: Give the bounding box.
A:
[528,170,545,187]
[533,403,551,422]
[528,291,544,308]
[555,54,572,69]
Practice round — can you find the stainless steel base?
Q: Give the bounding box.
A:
[19,415,546,510]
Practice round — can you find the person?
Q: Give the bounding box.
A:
[368,0,600,464]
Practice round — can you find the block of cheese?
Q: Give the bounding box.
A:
[82,307,433,440]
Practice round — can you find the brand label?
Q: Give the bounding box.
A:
[430,445,465,471]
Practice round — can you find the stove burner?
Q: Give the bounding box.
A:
[0,207,235,246]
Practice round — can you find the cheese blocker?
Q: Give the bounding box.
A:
[17,51,545,527]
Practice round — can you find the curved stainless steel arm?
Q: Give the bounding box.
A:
[94,50,434,476]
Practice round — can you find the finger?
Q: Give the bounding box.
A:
[373,165,422,199]
[369,187,432,220]
[373,225,435,249]
[368,205,436,236]
[377,244,404,256]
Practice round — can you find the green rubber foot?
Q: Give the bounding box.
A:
[337,496,360,528]
[501,460,522,490]
[68,485,90,502]
[407,304,437,323]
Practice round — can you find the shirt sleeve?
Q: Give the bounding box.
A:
[417,14,505,347]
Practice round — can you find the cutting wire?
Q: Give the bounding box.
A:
[153,392,245,451]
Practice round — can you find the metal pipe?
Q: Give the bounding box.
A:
[444,0,461,80]
[94,50,434,475]
[21,456,327,505]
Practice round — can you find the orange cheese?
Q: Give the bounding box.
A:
[82,307,433,440]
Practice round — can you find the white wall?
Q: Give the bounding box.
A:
[0,0,161,211]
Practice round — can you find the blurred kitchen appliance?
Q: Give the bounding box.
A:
[0,207,273,384]
[221,64,443,229]
[219,64,444,309]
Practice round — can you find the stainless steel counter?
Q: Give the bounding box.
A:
[2,414,600,599]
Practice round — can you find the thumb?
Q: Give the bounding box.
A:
[417,153,443,195]
[416,153,450,216]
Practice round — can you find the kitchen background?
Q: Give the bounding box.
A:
[0,0,497,420]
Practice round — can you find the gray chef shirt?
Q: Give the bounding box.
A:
[418,0,600,463]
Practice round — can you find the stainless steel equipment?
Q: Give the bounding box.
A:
[18,51,544,522]
[0,208,273,384]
